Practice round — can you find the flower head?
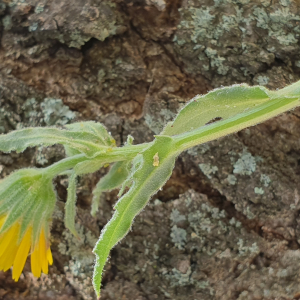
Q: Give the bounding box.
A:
[0,168,56,280]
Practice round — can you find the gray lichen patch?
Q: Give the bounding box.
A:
[233,149,257,176]
[237,239,259,256]
[253,6,300,45]
[199,163,218,179]
[145,108,177,134]
[170,225,187,249]
[165,267,192,287]
[227,174,237,185]
[173,1,300,87]
[187,144,210,156]
[254,187,264,195]
[64,261,95,300]
[41,98,76,126]
[255,75,270,86]
[58,223,98,300]
[260,174,271,187]
[0,92,75,133]
[170,208,186,224]
[0,75,45,133]
[18,98,44,128]
[58,223,97,266]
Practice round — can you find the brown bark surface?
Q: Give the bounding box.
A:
[1,0,300,299]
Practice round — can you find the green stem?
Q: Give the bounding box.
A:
[173,95,300,152]
[45,143,149,178]
[45,154,87,177]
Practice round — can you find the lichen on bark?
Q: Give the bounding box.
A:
[1,0,300,299]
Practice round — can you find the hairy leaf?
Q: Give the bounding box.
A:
[0,121,115,157]
[91,160,130,216]
[92,136,178,298]
[173,95,300,151]
[162,84,271,136]
[65,122,115,147]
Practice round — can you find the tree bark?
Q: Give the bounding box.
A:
[1,0,300,299]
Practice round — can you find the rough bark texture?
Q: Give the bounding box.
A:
[1,0,300,299]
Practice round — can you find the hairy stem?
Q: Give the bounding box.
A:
[45,143,149,178]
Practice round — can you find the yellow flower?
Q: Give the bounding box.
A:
[0,169,57,281]
[0,215,53,281]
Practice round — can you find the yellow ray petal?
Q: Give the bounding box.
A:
[47,248,53,265]
[0,222,19,258]
[0,223,20,271]
[39,230,48,274]
[0,235,19,271]
[31,242,41,278]
[12,227,32,281]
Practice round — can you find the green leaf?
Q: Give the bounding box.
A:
[64,146,82,157]
[173,94,300,151]
[162,84,271,136]
[64,172,79,238]
[275,79,300,97]
[65,122,116,148]
[91,160,130,216]
[92,136,178,298]
[0,121,115,157]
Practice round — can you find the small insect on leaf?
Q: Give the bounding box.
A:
[153,152,159,167]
